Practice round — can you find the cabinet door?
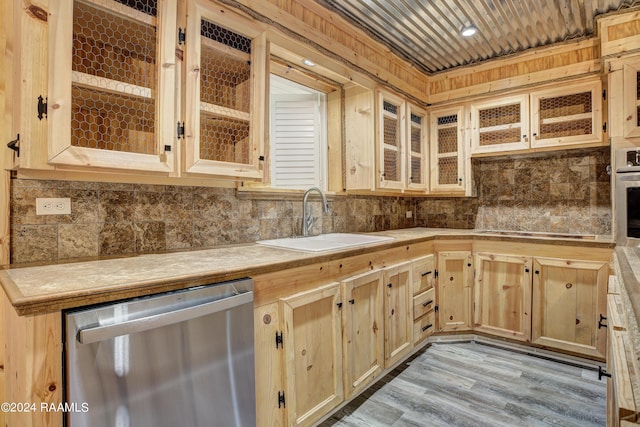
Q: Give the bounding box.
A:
[474,253,532,341]
[623,60,640,138]
[429,106,465,193]
[532,257,608,358]
[383,261,412,367]
[406,103,428,191]
[437,251,473,332]
[280,282,343,427]
[470,95,529,155]
[341,270,384,399]
[184,0,267,179]
[530,80,603,148]
[376,90,406,190]
[48,0,177,172]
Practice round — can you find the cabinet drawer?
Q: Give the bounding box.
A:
[414,310,435,344]
[413,288,435,320]
[412,254,435,295]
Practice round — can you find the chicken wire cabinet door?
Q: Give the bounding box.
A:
[429,106,466,193]
[470,95,530,155]
[406,103,428,192]
[376,90,406,190]
[623,59,640,139]
[530,80,603,149]
[184,0,267,180]
[48,0,177,173]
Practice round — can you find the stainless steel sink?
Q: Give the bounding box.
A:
[256,233,394,252]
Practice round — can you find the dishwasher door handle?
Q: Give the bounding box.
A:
[77,291,253,345]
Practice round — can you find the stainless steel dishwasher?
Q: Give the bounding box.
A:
[64,278,255,427]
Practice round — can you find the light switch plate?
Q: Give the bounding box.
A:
[36,198,71,215]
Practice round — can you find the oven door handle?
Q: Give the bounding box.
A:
[77,291,253,345]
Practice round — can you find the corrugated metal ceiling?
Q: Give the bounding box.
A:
[314,0,640,74]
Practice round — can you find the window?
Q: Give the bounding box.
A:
[270,74,328,190]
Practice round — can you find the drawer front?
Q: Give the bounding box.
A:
[413,288,435,320]
[414,310,436,344]
[412,255,435,295]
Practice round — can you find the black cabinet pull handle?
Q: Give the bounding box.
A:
[349,299,355,305]
[422,299,434,307]
[525,268,530,273]
[467,263,472,267]
[387,283,393,288]
[535,270,540,275]
[421,271,432,277]
[421,324,433,332]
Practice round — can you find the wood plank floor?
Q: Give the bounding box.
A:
[320,342,606,427]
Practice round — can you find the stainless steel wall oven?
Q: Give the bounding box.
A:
[616,148,640,246]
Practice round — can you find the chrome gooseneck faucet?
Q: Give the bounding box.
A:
[302,186,330,236]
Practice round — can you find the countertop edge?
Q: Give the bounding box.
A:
[1,229,615,316]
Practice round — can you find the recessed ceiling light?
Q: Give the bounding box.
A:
[461,25,478,37]
[302,58,316,67]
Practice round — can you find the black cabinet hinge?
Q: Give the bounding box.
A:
[258,155,265,161]
[598,366,611,381]
[603,89,607,101]
[178,27,186,45]
[7,134,19,157]
[434,269,438,279]
[598,314,607,329]
[277,391,286,408]
[164,145,172,152]
[275,331,283,349]
[37,95,47,120]
[603,122,607,133]
[434,305,439,313]
[177,122,185,139]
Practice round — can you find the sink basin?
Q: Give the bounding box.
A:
[256,233,394,253]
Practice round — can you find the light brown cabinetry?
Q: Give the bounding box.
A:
[184,0,267,179]
[279,281,344,427]
[530,80,603,149]
[429,106,466,194]
[341,270,384,399]
[383,261,413,367]
[470,95,530,155]
[623,59,640,139]
[411,255,436,343]
[48,0,178,172]
[606,278,639,425]
[532,257,608,358]
[375,91,428,192]
[474,253,532,341]
[436,251,473,332]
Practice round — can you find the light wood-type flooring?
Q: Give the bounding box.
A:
[320,341,605,427]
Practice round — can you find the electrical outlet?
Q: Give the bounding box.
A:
[36,198,71,215]
[405,211,413,219]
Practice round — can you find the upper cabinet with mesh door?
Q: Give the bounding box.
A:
[48,0,178,173]
[183,0,268,180]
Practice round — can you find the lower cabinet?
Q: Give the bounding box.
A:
[383,261,413,367]
[436,251,473,332]
[412,254,436,344]
[474,253,532,341]
[279,282,344,427]
[532,257,608,358]
[342,270,385,399]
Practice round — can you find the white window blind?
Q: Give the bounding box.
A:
[270,93,325,189]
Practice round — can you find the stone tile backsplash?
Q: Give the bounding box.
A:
[9,148,611,264]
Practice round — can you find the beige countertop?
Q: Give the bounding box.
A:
[0,228,615,316]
